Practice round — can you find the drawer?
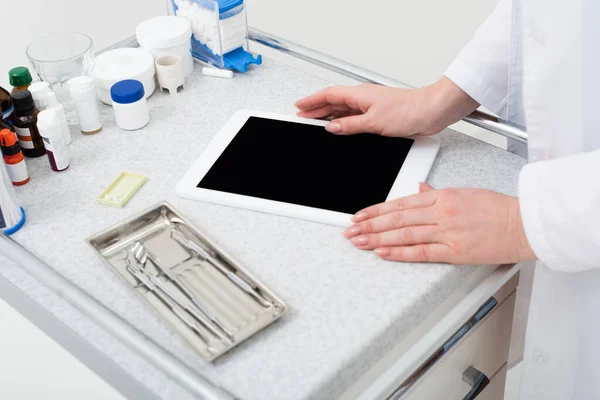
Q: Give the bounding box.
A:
[402,292,516,400]
[479,364,508,400]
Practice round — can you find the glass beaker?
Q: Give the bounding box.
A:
[26,33,95,123]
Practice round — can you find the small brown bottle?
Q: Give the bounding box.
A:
[12,90,45,158]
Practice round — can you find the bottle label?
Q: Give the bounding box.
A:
[6,161,29,184]
[14,126,34,149]
[43,137,69,170]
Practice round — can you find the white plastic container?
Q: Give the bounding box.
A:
[136,16,194,78]
[37,109,70,172]
[29,81,52,110]
[46,92,72,145]
[68,76,102,134]
[95,48,156,105]
[110,80,150,131]
[155,55,185,95]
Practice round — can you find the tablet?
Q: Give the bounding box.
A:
[177,110,441,226]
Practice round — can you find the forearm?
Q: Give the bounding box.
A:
[442,0,512,119]
[519,149,600,272]
[421,76,480,135]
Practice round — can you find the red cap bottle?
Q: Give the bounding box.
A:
[0,129,29,186]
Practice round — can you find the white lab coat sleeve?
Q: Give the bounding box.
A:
[519,149,600,272]
[444,0,512,117]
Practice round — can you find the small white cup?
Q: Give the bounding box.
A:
[155,55,185,95]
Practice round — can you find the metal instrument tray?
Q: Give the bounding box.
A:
[87,202,289,362]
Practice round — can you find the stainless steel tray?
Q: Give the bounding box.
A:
[87,202,289,362]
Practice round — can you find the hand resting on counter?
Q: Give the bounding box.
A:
[344,183,536,264]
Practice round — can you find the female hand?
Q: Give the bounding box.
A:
[295,77,479,137]
[343,184,537,265]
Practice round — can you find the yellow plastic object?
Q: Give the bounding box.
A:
[97,172,147,208]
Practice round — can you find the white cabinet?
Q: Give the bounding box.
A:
[341,266,520,400]
[402,292,515,399]
[480,364,508,400]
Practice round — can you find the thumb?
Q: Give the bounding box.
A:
[326,114,372,135]
[419,182,435,193]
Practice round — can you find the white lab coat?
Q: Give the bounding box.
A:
[445,0,600,399]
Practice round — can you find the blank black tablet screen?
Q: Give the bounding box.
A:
[198,117,414,215]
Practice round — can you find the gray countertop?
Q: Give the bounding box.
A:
[0,57,526,400]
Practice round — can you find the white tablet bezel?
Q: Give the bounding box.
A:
[176,110,441,227]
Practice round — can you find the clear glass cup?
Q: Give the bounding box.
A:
[26,33,95,122]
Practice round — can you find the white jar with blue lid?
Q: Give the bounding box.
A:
[111,80,150,131]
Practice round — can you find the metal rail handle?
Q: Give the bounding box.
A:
[248,28,529,144]
[462,366,491,400]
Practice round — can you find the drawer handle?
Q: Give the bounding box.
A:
[462,366,490,400]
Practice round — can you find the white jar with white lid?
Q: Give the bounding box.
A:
[136,16,194,78]
[95,48,156,105]
[110,80,150,131]
[68,76,102,134]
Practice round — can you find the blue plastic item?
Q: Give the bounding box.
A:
[224,47,262,73]
[3,208,26,235]
[111,80,145,105]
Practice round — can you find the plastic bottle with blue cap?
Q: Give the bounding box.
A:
[111,80,150,131]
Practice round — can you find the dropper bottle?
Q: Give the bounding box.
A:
[12,90,45,158]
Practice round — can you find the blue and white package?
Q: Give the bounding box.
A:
[171,0,262,73]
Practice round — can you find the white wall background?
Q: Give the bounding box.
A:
[0,0,502,399]
[0,0,166,89]
[245,0,496,88]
